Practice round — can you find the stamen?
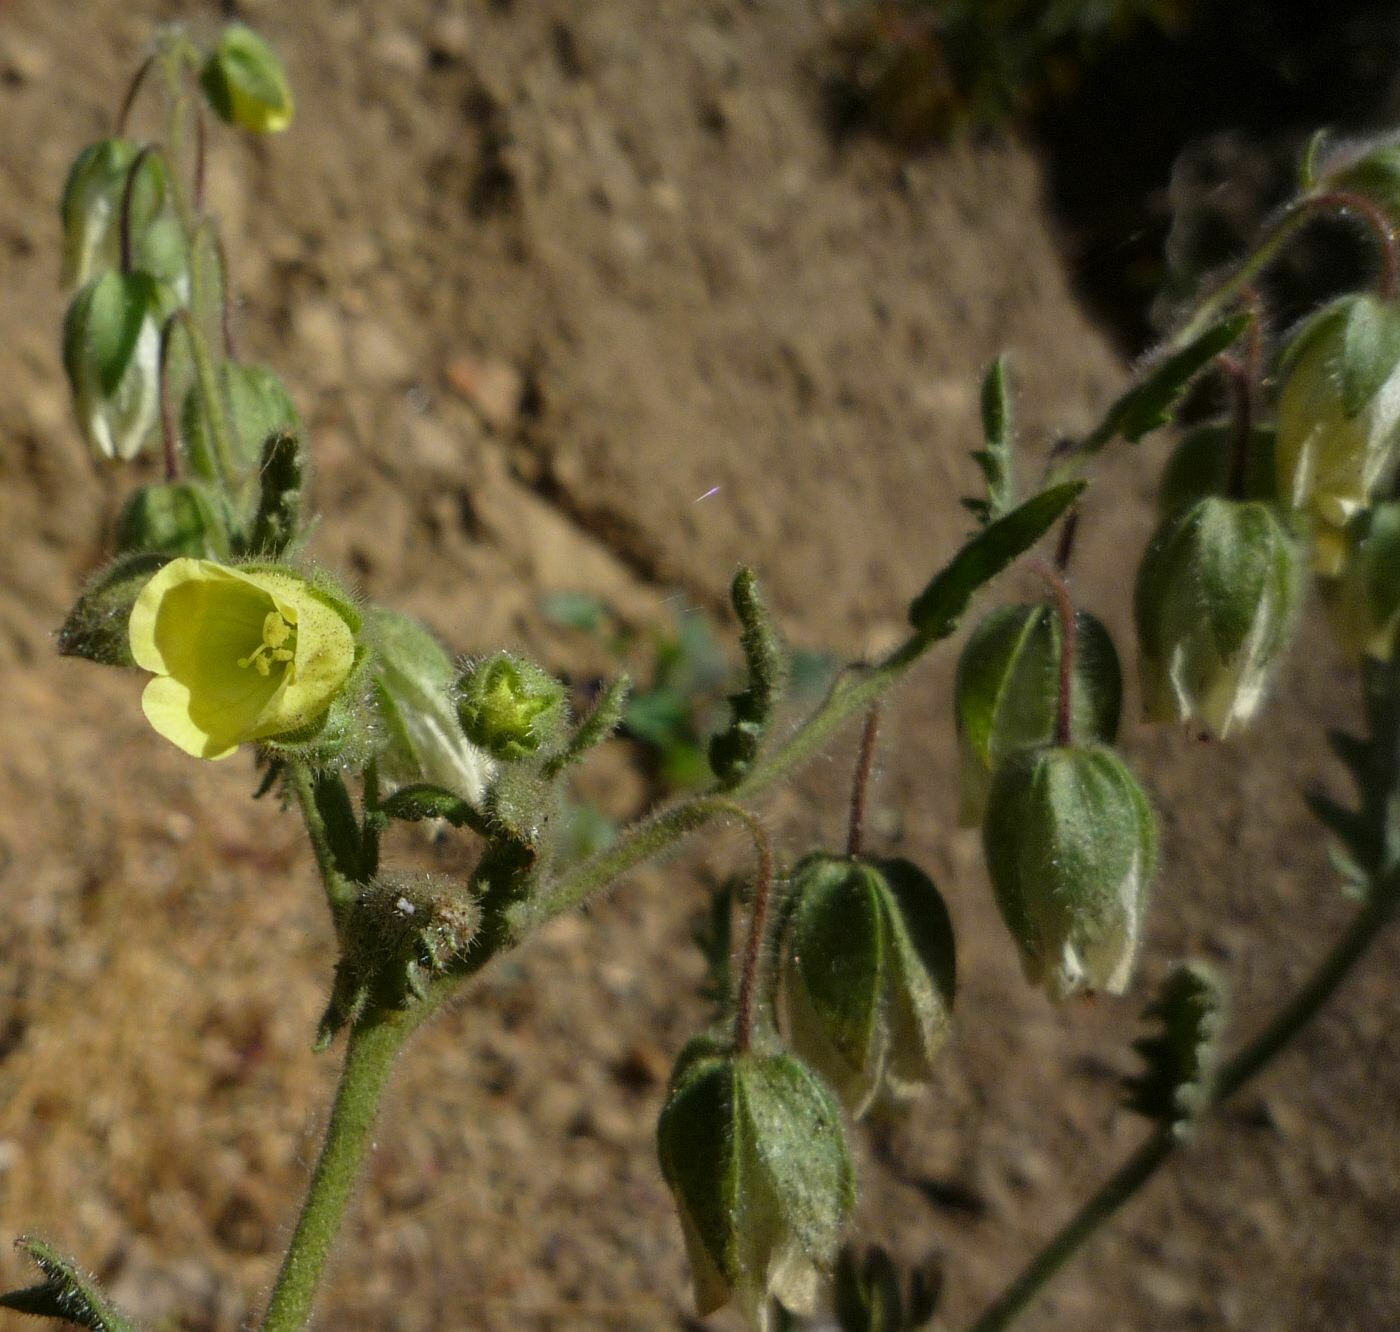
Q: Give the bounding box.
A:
[238,608,297,676]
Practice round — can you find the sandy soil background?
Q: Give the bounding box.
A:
[0,2,1397,1329]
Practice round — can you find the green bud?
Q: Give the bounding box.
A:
[779,854,954,1118]
[114,482,224,558]
[200,25,294,134]
[455,652,568,762]
[656,1039,854,1326]
[57,551,170,668]
[1320,502,1400,661]
[1135,498,1301,738]
[1276,294,1400,570]
[63,270,162,460]
[1157,423,1277,517]
[183,363,300,478]
[59,139,166,292]
[368,609,496,807]
[982,744,1156,1000]
[953,603,1121,825]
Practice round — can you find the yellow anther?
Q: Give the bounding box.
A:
[238,609,297,675]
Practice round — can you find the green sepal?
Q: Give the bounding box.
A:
[456,652,569,762]
[983,743,1157,1000]
[63,270,159,399]
[1157,423,1277,517]
[484,766,555,848]
[954,602,1121,825]
[1079,313,1250,453]
[240,430,304,556]
[780,854,955,1117]
[200,25,294,134]
[0,1237,140,1332]
[115,482,226,559]
[60,139,167,293]
[1340,294,1400,418]
[963,355,1016,526]
[380,782,493,836]
[908,481,1085,639]
[56,551,170,667]
[710,568,788,786]
[1123,962,1226,1139]
[657,1041,855,1324]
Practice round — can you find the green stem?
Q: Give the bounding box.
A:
[515,629,932,933]
[259,1006,435,1332]
[965,868,1400,1332]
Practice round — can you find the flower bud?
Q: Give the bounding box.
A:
[1320,502,1400,661]
[115,482,224,558]
[982,744,1156,1000]
[62,270,162,460]
[369,609,495,807]
[455,652,568,762]
[656,1038,854,1326]
[1157,423,1276,517]
[59,139,166,292]
[954,603,1121,825]
[779,854,954,1117]
[1135,497,1301,737]
[127,558,361,760]
[200,25,294,134]
[1276,294,1400,568]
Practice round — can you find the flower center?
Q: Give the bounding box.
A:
[237,609,297,677]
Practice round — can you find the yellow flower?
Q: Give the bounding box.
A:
[128,559,356,759]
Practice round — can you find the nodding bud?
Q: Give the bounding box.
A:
[370,609,496,808]
[1157,423,1277,518]
[59,139,167,293]
[954,603,1121,826]
[982,744,1156,1001]
[1320,502,1400,662]
[779,854,954,1118]
[656,1038,854,1327]
[200,25,294,134]
[1276,294,1400,571]
[455,652,568,762]
[63,270,162,461]
[1135,497,1301,738]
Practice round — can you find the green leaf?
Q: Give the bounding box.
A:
[964,356,1016,526]
[0,1237,140,1331]
[908,481,1085,639]
[1340,294,1400,418]
[57,552,169,667]
[380,782,492,836]
[539,590,610,633]
[1080,313,1250,454]
[1123,962,1226,1137]
[1298,129,1328,191]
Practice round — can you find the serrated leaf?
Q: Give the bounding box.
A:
[1340,295,1400,417]
[1080,313,1250,454]
[908,481,1085,639]
[966,355,1016,526]
[1123,963,1225,1137]
[0,1238,140,1331]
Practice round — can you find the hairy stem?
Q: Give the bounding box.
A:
[259,1006,435,1332]
[846,705,881,858]
[965,866,1400,1332]
[726,803,774,1053]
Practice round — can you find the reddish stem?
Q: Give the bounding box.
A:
[118,144,156,274]
[115,53,156,135]
[1308,189,1399,300]
[726,803,775,1055]
[846,705,882,859]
